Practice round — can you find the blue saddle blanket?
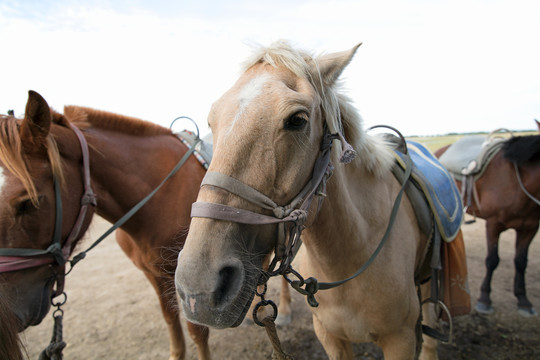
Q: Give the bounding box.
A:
[394,141,463,242]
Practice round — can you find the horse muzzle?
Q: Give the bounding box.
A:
[175,251,254,328]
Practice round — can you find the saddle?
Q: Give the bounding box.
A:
[177,130,213,169]
[438,134,506,211]
[391,138,470,326]
[393,140,463,243]
[438,135,505,181]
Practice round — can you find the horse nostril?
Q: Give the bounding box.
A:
[213,265,241,307]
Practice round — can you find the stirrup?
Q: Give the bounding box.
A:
[421,298,453,344]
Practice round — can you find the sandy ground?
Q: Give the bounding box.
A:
[21,216,540,359]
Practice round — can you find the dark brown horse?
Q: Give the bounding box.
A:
[0,91,210,359]
[435,132,540,317]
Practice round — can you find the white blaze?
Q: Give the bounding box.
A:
[227,74,270,134]
[0,167,6,195]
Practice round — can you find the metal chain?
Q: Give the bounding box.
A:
[252,280,294,359]
[39,292,67,360]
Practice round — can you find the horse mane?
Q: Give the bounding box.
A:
[241,40,394,178]
[0,114,64,206]
[0,285,25,360]
[63,106,172,137]
[0,106,170,207]
[502,134,540,164]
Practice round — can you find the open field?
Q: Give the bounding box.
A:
[409,130,537,152]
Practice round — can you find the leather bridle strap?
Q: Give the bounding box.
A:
[0,124,96,273]
[62,125,97,258]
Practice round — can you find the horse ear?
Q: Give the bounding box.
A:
[316,43,362,86]
[20,90,52,152]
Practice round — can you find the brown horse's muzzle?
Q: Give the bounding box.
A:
[2,266,56,330]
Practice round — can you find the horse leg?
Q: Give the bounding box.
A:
[514,225,539,317]
[312,315,353,360]
[186,321,211,360]
[275,277,292,326]
[419,283,439,360]
[377,328,418,360]
[141,272,187,360]
[142,271,212,360]
[476,220,504,314]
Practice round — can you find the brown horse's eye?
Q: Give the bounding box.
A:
[284,112,308,131]
[14,196,42,216]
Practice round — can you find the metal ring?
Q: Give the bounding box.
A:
[52,307,64,318]
[51,291,67,307]
[255,283,267,297]
[252,299,278,327]
[421,298,453,344]
[170,116,200,138]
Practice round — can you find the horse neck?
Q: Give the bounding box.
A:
[301,161,399,275]
[84,128,202,237]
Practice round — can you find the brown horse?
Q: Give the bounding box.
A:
[0,91,210,360]
[174,41,454,359]
[435,132,540,317]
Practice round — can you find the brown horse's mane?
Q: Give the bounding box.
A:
[503,134,540,164]
[63,106,172,137]
[0,106,171,206]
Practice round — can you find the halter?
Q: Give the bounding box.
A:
[0,124,96,296]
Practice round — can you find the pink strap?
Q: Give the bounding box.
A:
[0,256,54,272]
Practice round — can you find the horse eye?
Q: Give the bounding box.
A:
[284,112,308,131]
[15,196,42,216]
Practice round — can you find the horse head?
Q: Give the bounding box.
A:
[0,91,94,329]
[175,41,366,328]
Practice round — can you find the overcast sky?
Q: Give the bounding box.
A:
[1,0,539,136]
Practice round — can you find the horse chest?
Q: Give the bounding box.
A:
[311,298,377,343]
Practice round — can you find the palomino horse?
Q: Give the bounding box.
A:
[436,131,540,317]
[175,41,455,359]
[0,91,210,360]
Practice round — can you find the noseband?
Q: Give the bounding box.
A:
[0,124,96,296]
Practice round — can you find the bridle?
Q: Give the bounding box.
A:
[0,124,96,298]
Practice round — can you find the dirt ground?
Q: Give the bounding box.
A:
[21,216,540,360]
